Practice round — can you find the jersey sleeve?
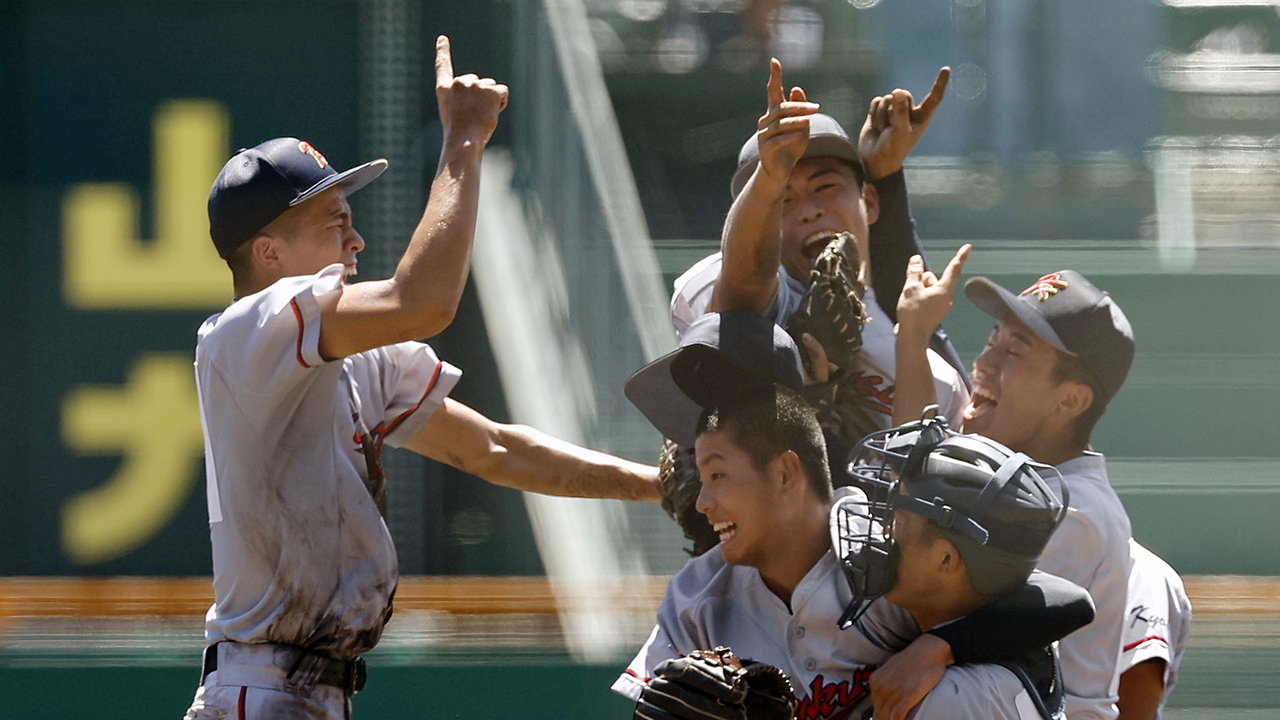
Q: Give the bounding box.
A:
[867,169,922,324]
[366,342,462,449]
[200,265,345,429]
[671,253,723,341]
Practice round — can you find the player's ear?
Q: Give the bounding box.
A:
[934,538,963,575]
[1056,380,1093,423]
[251,234,282,270]
[773,450,804,493]
[861,180,880,225]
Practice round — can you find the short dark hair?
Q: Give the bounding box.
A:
[1051,350,1108,448]
[696,385,832,502]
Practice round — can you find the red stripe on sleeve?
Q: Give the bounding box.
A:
[625,668,652,682]
[382,361,444,437]
[238,686,247,720]
[289,298,312,369]
[1124,635,1169,652]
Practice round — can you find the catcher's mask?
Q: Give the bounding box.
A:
[830,412,1067,628]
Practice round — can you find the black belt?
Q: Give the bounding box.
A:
[201,642,367,696]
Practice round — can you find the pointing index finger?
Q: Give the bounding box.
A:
[911,66,951,125]
[938,243,971,292]
[435,35,454,87]
[767,57,785,110]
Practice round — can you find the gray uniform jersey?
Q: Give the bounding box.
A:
[1120,540,1191,720]
[670,252,969,430]
[195,264,459,660]
[1037,453,1133,720]
[910,663,1065,720]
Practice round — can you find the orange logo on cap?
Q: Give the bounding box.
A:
[297,140,328,169]
[1021,273,1069,301]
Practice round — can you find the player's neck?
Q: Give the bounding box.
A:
[905,584,991,632]
[1015,432,1085,468]
[757,503,830,607]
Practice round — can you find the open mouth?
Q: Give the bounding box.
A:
[801,231,839,265]
[963,384,998,424]
[343,264,358,279]
[712,521,738,544]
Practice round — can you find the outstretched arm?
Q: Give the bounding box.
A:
[892,245,969,426]
[318,36,510,360]
[708,57,818,314]
[404,398,661,502]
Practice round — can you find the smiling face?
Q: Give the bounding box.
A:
[779,156,877,283]
[693,428,785,568]
[264,186,365,281]
[963,314,1080,455]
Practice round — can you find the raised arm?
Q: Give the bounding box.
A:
[404,398,661,502]
[892,245,969,426]
[318,36,509,360]
[708,58,819,314]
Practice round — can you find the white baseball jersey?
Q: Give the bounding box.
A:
[1120,540,1191,720]
[614,492,1057,720]
[195,263,460,660]
[670,252,969,430]
[1036,452,1133,720]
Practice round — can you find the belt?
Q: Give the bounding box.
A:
[201,642,367,696]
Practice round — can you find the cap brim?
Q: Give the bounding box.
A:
[964,277,1070,353]
[730,136,860,199]
[624,344,773,447]
[291,158,389,206]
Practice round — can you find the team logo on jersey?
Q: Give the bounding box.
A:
[795,668,875,720]
[298,140,329,169]
[1020,273,1069,301]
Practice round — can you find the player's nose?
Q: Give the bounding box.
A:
[347,227,366,253]
[695,480,713,516]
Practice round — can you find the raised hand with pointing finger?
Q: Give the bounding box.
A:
[434,35,509,150]
[858,67,950,180]
[754,57,821,188]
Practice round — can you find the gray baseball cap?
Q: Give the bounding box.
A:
[729,113,865,199]
[624,312,805,447]
[965,270,1135,404]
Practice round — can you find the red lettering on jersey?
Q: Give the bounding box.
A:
[298,140,329,169]
[795,667,876,720]
[1020,273,1069,301]
[854,375,895,415]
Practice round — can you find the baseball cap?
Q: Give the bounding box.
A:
[624,311,805,447]
[965,270,1135,403]
[208,137,388,259]
[729,113,864,199]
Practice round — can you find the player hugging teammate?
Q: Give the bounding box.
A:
[623,56,1189,720]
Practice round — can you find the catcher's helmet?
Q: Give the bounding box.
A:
[831,414,1067,626]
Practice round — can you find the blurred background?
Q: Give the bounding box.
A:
[1,0,1279,717]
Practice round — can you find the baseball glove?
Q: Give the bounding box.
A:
[785,232,879,445]
[659,439,720,557]
[635,647,798,720]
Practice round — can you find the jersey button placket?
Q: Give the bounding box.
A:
[804,658,817,671]
[794,626,805,639]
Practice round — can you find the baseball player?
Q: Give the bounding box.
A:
[185,37,658,720]
[618,312,1096,720]
[670,58,970,432]
[893,251,1137,719]
[1117,539,1191,720]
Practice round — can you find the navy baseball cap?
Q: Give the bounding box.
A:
[625,311,805,447]
[730,113,865,199]
[965,271,1135,403]
[208,137,387,259]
